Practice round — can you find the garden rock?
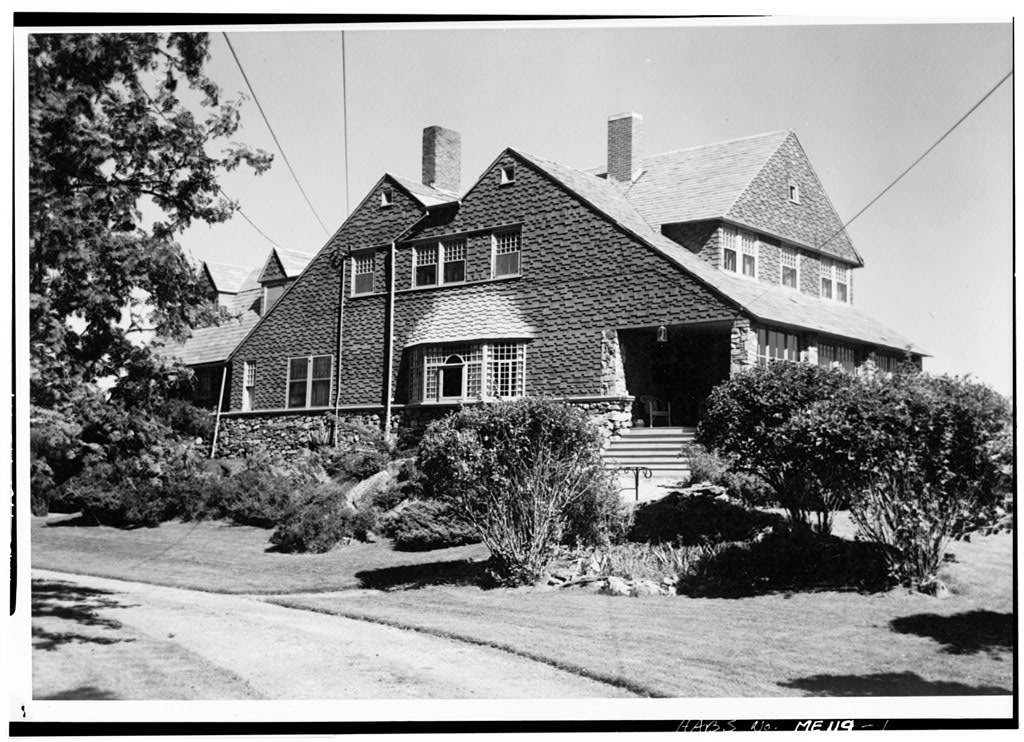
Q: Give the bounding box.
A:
[630,579,664,597]
[603,576,631,596]
[345,469,395,510]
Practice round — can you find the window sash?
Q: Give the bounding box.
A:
[415,342,523,402]
[287,355,332,408]
[353,255,374,294]
[742,253,756,278]
[442,240,466,283]
[757,329,799,366]
[493,233,521,278]
[782,265,797,288]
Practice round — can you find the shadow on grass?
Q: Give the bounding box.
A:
[356,557,491,591]
[779,671,1010,696]
[32,579,138,652]
[38,685,119,700]
[676,529,894,599]
[890,611,1014,655]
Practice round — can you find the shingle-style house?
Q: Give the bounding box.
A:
[170,116,923,458]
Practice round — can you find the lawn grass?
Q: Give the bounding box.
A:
[33,510,1014,697]
[273,531,1015,697]
[31,513,488,594]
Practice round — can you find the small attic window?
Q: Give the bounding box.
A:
[788,183,800,204]
[499,164,515,185]
[380,187,394,207]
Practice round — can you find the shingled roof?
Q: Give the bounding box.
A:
[516,148,923,355]
[391,174,460,208]
[154,311,261,367]
[403,289,536,348]
[203,261,255,294]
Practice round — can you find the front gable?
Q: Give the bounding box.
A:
[727,132,862,266]
[258,250,288,284]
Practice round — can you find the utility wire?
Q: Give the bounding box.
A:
[136,80,282,250]
[222,31,331,236]
[818,69,1013,252]
[342,31,350,217]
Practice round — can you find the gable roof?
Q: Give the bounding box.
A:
[515,148,924,355]
[203,261,255,294]
[276,248,315,277]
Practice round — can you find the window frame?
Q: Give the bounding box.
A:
[413,244,438,287]
[491,231,522,279]
[756,328,800,367]
[352,252,375,295]
[411,342,526,404]
[835,263,849,303]
[380,187,394,207]
[789,183,801,204]
[722,226,759,279]
[242,361,256,411]
[820,259,834,299]
[499,164,515,185]
[285,354,333,409]
[780,245,799,289]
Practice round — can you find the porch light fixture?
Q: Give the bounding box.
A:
[656,325,668,343]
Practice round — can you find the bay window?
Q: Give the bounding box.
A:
[410,341,526,403]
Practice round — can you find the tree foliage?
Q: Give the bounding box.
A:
[29,32,272,402]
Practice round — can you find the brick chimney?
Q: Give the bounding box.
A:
[422,125,461,194]
[607,112,643,184]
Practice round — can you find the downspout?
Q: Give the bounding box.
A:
[382,241,396,439]
[209,364,228,459]
[332,248,347,446]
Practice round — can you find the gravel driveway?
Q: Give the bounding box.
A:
[31,569,636,700]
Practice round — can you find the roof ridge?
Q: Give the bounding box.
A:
[584,129,793,174]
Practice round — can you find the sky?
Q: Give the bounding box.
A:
[173,20,1012,395]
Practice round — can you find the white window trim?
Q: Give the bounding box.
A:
[789,183,801,204]
[721,226,759,280]
[285,354,333,409]
[780,245,800,290]
[352,252,375,295]
[242,361,256,411]
[491,231,522,279]
[499,164,515,185]
[380,187,393,207]
[413,342,526,403]
[413,240,467,288]
[834,263,849,303]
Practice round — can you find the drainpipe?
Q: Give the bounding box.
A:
[209,364,228,459]
[382,241,396,438]
[332,248,347,446]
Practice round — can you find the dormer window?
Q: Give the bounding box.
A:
[789,183,800,204]
[380,187,394,207]
[721,226,757,278]
[500,164,515,185]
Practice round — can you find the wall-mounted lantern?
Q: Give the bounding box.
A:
[656,325,668,343]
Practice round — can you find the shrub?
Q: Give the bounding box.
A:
[804,372,1013,586]
[628,490,784,545]
[378,500,480,551]
[684,444,774,507]
[699,362,858,532]
[587,542,709,583]
[212,454,326,528]
[270,480,357,553]
[417,398,619,585]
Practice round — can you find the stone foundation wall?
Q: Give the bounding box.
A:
[730,318,758,372]
[213,396,634,458]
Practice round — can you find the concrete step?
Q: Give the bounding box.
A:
[607,440,689,452]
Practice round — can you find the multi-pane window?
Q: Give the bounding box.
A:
[414,244,438,287]
[874,353,900,373]
[722,227,757,277]
[835,264,849,303]
[442,240,466,283]
[781,246,799,288]
[493,232,521,277]
[740,232,758,278]
[818,343,856,373]
[721,228,737,273]
[287,354,332,408]
[353,254,374,295]
[487,343,526,398]
[242,362,256,411]
[411,342,525,402]
[820,259,834,299]
[757,328,799,366]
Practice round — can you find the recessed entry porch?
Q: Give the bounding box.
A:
[615,321,733,428]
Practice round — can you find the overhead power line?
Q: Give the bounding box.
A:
[818,69,1013,252]
[222,31,331,237]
